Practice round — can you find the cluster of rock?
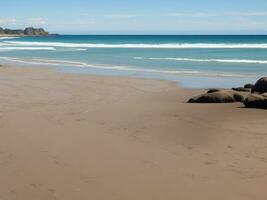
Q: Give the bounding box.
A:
[188,89,246,103]
[0,27,49,36]
[188,77,267,109]
[244,77,267,108]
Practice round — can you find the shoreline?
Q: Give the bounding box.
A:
[0,65,267,199]
[0,58,259,89]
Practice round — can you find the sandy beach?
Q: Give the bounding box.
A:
[0,65,267,200]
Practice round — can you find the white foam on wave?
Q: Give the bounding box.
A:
[0,47,56,51]
[0,56,250,78]
[135,57,267,64]
[0,37,20,40]
[4,41,267,49]
[75,48,87,51]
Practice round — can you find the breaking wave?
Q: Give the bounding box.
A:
[4,41,267,49]
[0,47,56,51]
[135,57,267,64]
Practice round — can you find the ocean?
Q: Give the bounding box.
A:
[1,35,267,88]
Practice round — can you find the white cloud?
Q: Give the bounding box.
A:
[27,18,47,26]
[0,18,17,26]
[244,12,267,16]
[106,14,137,19]
[168,12,218,17]
[162,11,267,33]
[167,11,267,18]
[75,19,97,25]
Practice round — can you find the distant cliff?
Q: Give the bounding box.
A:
[0,27,50,36]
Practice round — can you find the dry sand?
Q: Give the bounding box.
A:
[0,65,267,200]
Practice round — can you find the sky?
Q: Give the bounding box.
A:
[1,0,267,34]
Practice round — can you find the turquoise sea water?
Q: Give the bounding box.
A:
[1,35,267,88]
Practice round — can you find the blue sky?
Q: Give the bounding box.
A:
[1,0,267,34]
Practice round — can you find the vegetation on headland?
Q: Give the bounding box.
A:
[0,27,51,36]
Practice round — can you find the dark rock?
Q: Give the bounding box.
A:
[188,90,244,103]
[233,93,244,102]
[232,87,250,92]
[243,94,267,108]
[24,27,34,35]
[24,27,48,36]
[252,77,267,94]
[207,89,220,93]
[244,83,254,89]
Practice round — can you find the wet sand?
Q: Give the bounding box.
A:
[0,65,267,200]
